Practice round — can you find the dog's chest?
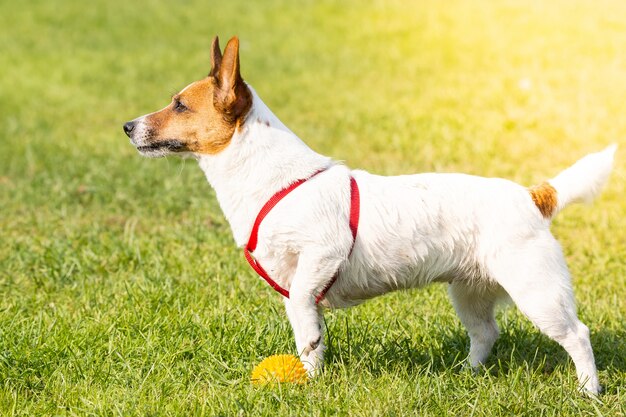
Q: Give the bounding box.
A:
[254,249,299,290]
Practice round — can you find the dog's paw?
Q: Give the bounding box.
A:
[307,335,321,352]
[582,380,603,398]
[462,360,486,375]
[301,329,321,355]
[301,348,324,377]
[301,358,319,377]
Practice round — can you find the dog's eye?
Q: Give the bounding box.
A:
[173,100,187,113]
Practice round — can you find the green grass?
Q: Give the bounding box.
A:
[1,0,625,415]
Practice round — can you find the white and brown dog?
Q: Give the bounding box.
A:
[124,36,616,394]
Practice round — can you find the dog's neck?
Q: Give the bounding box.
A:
[197,87,333,246]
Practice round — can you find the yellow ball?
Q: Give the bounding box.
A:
[251,354,308,385]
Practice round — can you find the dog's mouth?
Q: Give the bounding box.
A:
[135,139,188,156]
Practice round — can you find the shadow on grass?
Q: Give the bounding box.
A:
[323,318,626,382]
[323,317,467,376]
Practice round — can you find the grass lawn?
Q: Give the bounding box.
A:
[1,0,625,415]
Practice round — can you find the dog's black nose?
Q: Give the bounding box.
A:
[123,121,136,137]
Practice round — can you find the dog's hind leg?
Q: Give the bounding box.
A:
[489,235,601,395]
[449,282,501,368]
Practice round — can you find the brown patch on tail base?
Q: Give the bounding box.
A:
[529,182,557,218]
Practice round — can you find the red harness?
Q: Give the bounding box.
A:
[243,170,360,303]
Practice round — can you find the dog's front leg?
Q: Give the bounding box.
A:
[284,297,324,375]
[288,253,342,376]
[283,297,305,354]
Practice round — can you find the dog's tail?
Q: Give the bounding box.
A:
[528,144,617,219]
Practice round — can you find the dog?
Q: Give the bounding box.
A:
[123,36,616,395]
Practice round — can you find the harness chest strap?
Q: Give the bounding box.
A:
[243,171,360,303]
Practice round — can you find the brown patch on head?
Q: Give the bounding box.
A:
[529,182,557,218]
[139,36,252,155]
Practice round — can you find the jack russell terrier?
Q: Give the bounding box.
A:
[123,36,616,395]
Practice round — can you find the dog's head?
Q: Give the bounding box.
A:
[123,36,252,157]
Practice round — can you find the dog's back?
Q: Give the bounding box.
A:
[329,145,616,307]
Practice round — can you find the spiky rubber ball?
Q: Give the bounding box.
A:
[251,354,308,385]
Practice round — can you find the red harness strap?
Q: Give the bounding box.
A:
[243,171,360,303]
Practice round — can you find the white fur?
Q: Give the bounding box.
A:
[549,144,617,213]
[190,88,616,394]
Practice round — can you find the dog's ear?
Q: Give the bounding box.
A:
[209,36,222,77]
[214,36,251,122]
